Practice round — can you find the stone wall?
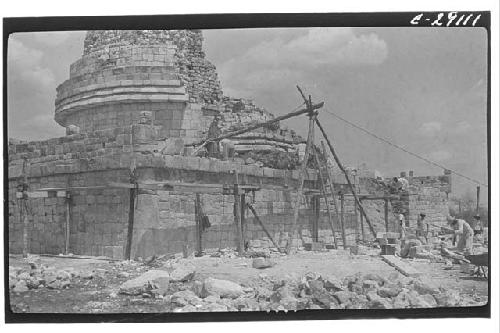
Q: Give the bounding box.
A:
[408,173,451,231]
[56,30,302,158]
[83,30,223,104]
[8,123,326,259]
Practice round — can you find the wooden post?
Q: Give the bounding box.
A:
[195,193,203,256]
[233,171,244,255]
[360,204,365,242]
[21,158,29,258]
[476,186,480,214]
[315,118,377,238]
[65,192,71,255]
[340,193,347,249]
[312,196,320,242]
[241,193,246,247]
[354,197,359,242]
[384,198,389,233]
[125,166,137,260]
[247,203,282,252]
[287,115,315,253]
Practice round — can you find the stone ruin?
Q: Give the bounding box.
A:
[7,30,452,260]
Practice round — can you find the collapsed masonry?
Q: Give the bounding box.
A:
[8,30,452,260]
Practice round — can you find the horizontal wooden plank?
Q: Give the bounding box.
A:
[381,255,422,277]
[17,190,67,198]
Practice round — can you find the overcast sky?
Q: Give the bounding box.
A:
[7,28,488,203]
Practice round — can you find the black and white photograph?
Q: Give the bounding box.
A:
[2,8,495,325]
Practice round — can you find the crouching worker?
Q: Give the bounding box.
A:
[447,216,474,255]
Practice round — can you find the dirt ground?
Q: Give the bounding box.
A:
[8,250,488,313]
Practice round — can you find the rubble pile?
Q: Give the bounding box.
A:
[112,259,485,312]
[8,256,96,293]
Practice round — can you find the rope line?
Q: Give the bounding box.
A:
[321,108,488,188]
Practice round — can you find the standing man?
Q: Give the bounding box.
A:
[447,217,474,255]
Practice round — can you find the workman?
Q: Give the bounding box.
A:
[447,216,474,255]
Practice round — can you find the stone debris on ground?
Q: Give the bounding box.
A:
[9,249,487,313]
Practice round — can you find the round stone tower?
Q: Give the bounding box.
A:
[55,30,223,140]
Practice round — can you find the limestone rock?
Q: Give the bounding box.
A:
[171,290,201,307]
[368,298,393,309]
[202,277,244,299]
[406,290,435,308]
[169,264,195,282]
[362,279,379,291]
[411,279,440,295]
[13,280,29,293]
[47,279,70,290]
[119,269,170,295]
[378,285,401,298]
[322,275,343,291]
[433,290,461,307]
[333,290,355,305]
[252,257,274,269]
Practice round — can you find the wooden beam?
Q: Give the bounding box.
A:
[233,171,244,255]
[21,159,29,258]
[124,174,137,260]
[17,190,68,198]
[340,193,347,249]
[287,115,315,253]
[192,101,324,146]
[247,203,282,252]
[360,208,365,242]
[65,193,71,255]
[312,196,320,242]
[315,118,377,238]
[384,198,389,233]
[195,193,203,256]
[354,196,359,243]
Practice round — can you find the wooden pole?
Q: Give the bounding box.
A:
[312,196,319,242]
[233,171,244,255]
[241,193,246,247]
[360,204,365,242]
[125,168,137,260]
[315,118,377,238]
[287,115,315,253]
[384,198,389,233]
[312,148,338,249]
[476,186,480,214]
[21,158,29,258]
[65,193,71,255]
[247,203,282,252]
[354,196,359,242]
[340,193,347,249]
[195,193,203,256]
[193,101,324,147]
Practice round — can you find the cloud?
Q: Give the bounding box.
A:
[453,120,472,134]
[418,121,442,137]
[216,28,387,98]
[33,31,73,46]
[8,38,56,89]
[428,150,452,162]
